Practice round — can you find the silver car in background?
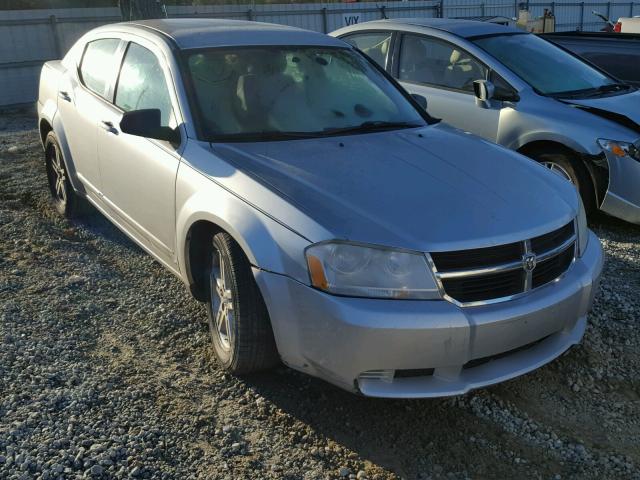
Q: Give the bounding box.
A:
[333,19,640,225]
[38,19,603,398]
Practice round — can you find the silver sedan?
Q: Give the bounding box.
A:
[333,18,640,225]
[37,19,603,398]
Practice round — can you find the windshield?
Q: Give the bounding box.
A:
[184,46,428,141]
[472,33,619,96]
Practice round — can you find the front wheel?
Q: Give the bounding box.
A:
[205,232,279,374]
[529,148,597,215]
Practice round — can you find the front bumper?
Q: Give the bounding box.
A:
[255,231,604,398]
[600,149,640,224]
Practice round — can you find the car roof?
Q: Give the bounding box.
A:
[354,18,523,38]
[119,18,347,49]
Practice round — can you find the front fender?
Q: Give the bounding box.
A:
[175,161,313,289]
[505,130,591,156]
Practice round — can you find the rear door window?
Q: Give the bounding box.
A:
[79,38,121,98]
[342,32,393,69]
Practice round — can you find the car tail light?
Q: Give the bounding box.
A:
[614,21,622,32]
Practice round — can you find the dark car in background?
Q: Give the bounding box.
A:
[541,32,640,87]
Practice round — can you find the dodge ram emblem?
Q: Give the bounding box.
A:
[522,253,537,272]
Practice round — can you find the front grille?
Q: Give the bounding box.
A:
[393,368,435,379]
[532,244,575,288]
[463,335,550,370]
[428,241,523,270]
[430,221,576,305]
[441,269,524,304]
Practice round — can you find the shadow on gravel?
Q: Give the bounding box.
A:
[237,369,539,478]
[73,202,144,252]
[590,210,640,237]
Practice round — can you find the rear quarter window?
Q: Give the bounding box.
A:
[79,38,121,98]
[342,32,392,69]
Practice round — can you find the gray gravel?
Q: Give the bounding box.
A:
[1,110,639,479]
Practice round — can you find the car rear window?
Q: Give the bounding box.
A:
[80,38,120,98]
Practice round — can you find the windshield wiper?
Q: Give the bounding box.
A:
[322,121,424,136]
[550,83,631,99]
[208,121,424,142]
[210,130,326,142]
[594,83,631,94]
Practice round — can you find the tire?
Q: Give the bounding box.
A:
[205,232,279,374]
[44,132,80,217]
[529,148,597,215]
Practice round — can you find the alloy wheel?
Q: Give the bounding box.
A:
[542,161,573,183]
[47,143,67,204]
[210,249,235,352]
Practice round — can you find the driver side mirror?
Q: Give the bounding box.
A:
[120,109,180,144]
[411,93,428,110]
[474,79,520,103]
[473,80,495,102]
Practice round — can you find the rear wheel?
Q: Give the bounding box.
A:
[205,232,279,374]
[44,132,79,217]
[528,148,596,215]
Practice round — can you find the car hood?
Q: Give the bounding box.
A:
[210,124,577,252]
[562,89,640,135]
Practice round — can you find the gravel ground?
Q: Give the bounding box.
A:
[1,109,639,480]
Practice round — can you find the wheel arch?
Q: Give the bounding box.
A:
[39,118,54,147]
[41,114,85,195]
[181,212,257,301]
[517,140,608,208]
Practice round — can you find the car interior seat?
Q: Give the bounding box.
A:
[362,37,390,67]
[445,49,483,91]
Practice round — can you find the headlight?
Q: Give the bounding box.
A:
[305,241,441,299]
[576,196,589,257]
[597,138,640,162]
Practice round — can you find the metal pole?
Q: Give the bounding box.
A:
[606,1,611,20]
[321,7,328,33]
[580,2,584,30]
[550,1,555,15]
[247,8,253,21]
[630,2,634,17]
[49,15,62,59]
[481,3,485,17]
[439,0,444,18]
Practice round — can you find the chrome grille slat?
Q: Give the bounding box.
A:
[430,221,576,306]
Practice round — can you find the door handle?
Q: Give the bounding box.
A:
[59,91,71,102]
[100,120,118,135]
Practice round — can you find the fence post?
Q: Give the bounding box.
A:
[321,7,328,33]
[247,8,253,21]
[439,0,444,18]
[481,3,485,16]
[579,2,584,30]
[630,2,634,16]
[550,1,555,15]
[606,1,611,19]
[49,15,62,59]
[514,0,518,18]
